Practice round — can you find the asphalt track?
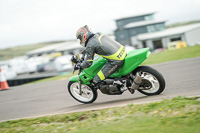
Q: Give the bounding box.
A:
[0,57,200,122]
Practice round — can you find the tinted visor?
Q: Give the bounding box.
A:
[77,35,82,44]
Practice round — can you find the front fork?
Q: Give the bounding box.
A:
[78,76,82,95]
[78,68,82,95]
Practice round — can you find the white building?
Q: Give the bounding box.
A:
[135,23,200,50]
[26,41,82,57]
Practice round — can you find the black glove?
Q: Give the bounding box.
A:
[74,63,81,70]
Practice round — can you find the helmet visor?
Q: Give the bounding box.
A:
[77,35,83,44]
[77,38,81,44]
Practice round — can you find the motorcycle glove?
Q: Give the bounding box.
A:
[74,63,81,70]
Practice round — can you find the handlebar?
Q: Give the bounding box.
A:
[72,59,83,74]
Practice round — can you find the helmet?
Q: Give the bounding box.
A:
[76,25,92,47]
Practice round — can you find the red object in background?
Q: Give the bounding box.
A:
[0,67,9,90]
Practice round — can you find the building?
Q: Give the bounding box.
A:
[114,12,166,46]
[26,41,82,57]
[114,12,200,51]
[137,23,200,50]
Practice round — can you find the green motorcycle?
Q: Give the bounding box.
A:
[68,48,166,104]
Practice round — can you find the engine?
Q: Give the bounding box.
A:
[99,79,127,95]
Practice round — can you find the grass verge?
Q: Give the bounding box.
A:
[142,45,200,65]
[0,96,199,133]
[0,43,51,61]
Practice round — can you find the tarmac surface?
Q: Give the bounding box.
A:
[0,57,200,122]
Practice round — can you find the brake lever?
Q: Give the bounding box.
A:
[72,64,76,74]
[72,63,82,74]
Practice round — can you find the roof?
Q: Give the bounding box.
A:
[124,20,166,29]
[115,12,156,21]
[26,41,82,55]
[26,41,84,56]
[55,41,82,52]
[26,42,67,55]
[137,23,200,40]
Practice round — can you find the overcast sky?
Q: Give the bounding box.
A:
[0,0,200,49]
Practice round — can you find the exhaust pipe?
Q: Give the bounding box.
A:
[131,72,143,90]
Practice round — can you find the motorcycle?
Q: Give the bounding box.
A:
[68,48,166,104]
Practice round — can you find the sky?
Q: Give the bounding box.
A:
[0,0,200,49]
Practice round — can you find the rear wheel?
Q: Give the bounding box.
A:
[132,66,166,95]
[68,81,97,104]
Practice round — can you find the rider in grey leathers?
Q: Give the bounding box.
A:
[76,25,127,86]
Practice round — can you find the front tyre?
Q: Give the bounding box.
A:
[133,66,166,96]
[68,81,97,104]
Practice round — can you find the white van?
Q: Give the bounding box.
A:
[0,65,17,80]
[54,55,72,72]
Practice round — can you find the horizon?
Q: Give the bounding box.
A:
[0,0,200,49]
[1,19,200,50]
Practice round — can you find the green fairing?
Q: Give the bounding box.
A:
[69,48,150,84]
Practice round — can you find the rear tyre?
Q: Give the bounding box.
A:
[132,66,166,96]
[68,81,97,104]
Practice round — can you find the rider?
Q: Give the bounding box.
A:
[76,25,127,87]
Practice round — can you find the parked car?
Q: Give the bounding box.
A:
[54,55,72,72]
[0,65,17,80]
[9,56,29,74]
[37,61,56,72]
[26,56,50,74]
[167,41,187,50]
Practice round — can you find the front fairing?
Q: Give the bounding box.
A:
[69,55,106,84]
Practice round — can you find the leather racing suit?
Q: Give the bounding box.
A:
[80,33,127,84]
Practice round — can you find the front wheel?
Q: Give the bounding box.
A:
[68,81,98,104]
[132,66,166,96]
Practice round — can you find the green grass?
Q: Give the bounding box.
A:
[0,96,199,133]
[142,45,200,65]
[0,43,51,61]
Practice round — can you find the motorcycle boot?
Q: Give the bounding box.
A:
[93,80,104,89]
[128,88,135,94]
